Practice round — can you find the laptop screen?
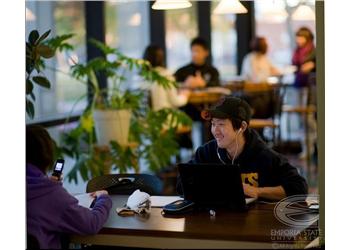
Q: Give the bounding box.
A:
[178,163,247,210]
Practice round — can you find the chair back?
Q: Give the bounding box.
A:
[240,82,283,119]
[86,174,163,195]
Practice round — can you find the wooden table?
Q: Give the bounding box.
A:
[250,119,278,129]
[188,87,231,106]
[188,92,223,105]
[70,195,319,249]
[224,82,282,93]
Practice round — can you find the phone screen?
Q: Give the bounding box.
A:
[55,162,64,171]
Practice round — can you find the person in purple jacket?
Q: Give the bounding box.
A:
[26,125,112,249]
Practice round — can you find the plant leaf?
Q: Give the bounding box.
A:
[89,38,117,55]
[32,76,51,88]
[28,30,39,45]
[37,45,55,58]
[26,79,33,94]
[30,92,36,101]
[46,33,74,51]
[36,30,51,45]
[67,154,90,184]
[26,99,35,119]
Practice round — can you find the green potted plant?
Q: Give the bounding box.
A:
[26,29,73,119]
[60,40,192,183]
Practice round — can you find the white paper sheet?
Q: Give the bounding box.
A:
[150,196,183,208]
[74,193,95,209]
[245,197,257,205]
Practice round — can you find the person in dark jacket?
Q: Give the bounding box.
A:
[174,37,220,147]
[26,125,112,249]
[174,37,220,89]
[177,97,308,201]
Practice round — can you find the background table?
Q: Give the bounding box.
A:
[188,88,230,106]
[70,195,319,249]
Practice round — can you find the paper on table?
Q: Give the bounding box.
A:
[74,193,95,209]
[150,196,183,208]
[245,197,257,205]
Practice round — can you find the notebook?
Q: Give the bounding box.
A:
[74,193,95,209]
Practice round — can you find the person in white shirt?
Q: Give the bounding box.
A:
[241,37,280,84]
[143,45,190,111]
[143,45,193,151]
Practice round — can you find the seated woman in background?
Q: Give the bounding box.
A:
[26,125,112,249]
[143,45,190,111]
[241,37,280,83]
[143,45,192,151]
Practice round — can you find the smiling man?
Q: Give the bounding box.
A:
[177,97,308,201]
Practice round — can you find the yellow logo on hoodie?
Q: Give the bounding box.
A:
[241,172,259,187]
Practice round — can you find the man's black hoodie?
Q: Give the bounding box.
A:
[177,129,308,197]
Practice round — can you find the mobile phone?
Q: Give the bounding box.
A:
[162,199,195,215]
[52,159,65,178]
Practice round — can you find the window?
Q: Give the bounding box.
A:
[105,1,150,90]
[255,0,316,68]
[165,3,198,72]
[105,1,150,58]
[211,3,237,81]
[25,1,87,121]
[53,1,87,115]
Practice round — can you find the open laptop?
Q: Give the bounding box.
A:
[178,163,256,210]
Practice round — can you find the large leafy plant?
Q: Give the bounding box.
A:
[26,29,73,118]
[60,40,192,183]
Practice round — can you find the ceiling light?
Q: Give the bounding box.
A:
[213,0,248,15]
[292,4,315,21]
[152,0,192,10]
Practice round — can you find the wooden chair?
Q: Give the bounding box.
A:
[240,82,284,143]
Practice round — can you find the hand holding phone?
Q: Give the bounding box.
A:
[90,190,109,199]
[49,175,63,183]
[52,159,65,179]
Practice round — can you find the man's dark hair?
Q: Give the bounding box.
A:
[190,37,209,50]
[143,44,164,67]
[26,125,55,173]
[230,118,249,138]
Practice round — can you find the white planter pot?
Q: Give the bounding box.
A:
[93,109,132,146]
